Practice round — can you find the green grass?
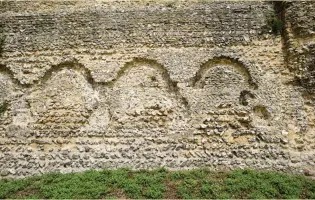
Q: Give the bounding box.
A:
[0,168,315,199]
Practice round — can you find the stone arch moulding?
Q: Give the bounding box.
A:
[27,60,99,136]
[110,57,189,108]
[107,57,190,133]
[36,59,95,87]
[192,56,258,89]
[112,58,175,87]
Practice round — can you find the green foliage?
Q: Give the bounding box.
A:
[271,17,284,35]
[171,169,224,199]
[39,171,110,199]
[264,15,284,35]
[225,169,308,199]
[265,16,284,35]
[0,179,32,199]
[126,168,167,199]
[0,168,315,199]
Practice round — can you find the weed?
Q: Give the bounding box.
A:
[0,168,314,199]
[271,17,284,34]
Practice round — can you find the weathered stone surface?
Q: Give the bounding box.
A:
[0,1,314,178]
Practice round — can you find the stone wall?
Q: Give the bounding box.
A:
[0,0,314,178]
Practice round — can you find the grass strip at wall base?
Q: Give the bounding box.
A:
[1,168,315,199]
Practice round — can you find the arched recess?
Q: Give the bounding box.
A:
[192,56,258,89]
[188,57,262,137]
[186,56,260,115]
[27,61,99,136]
[108,58,188,131]
[111,57,188,106]
[110,58,177,89]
